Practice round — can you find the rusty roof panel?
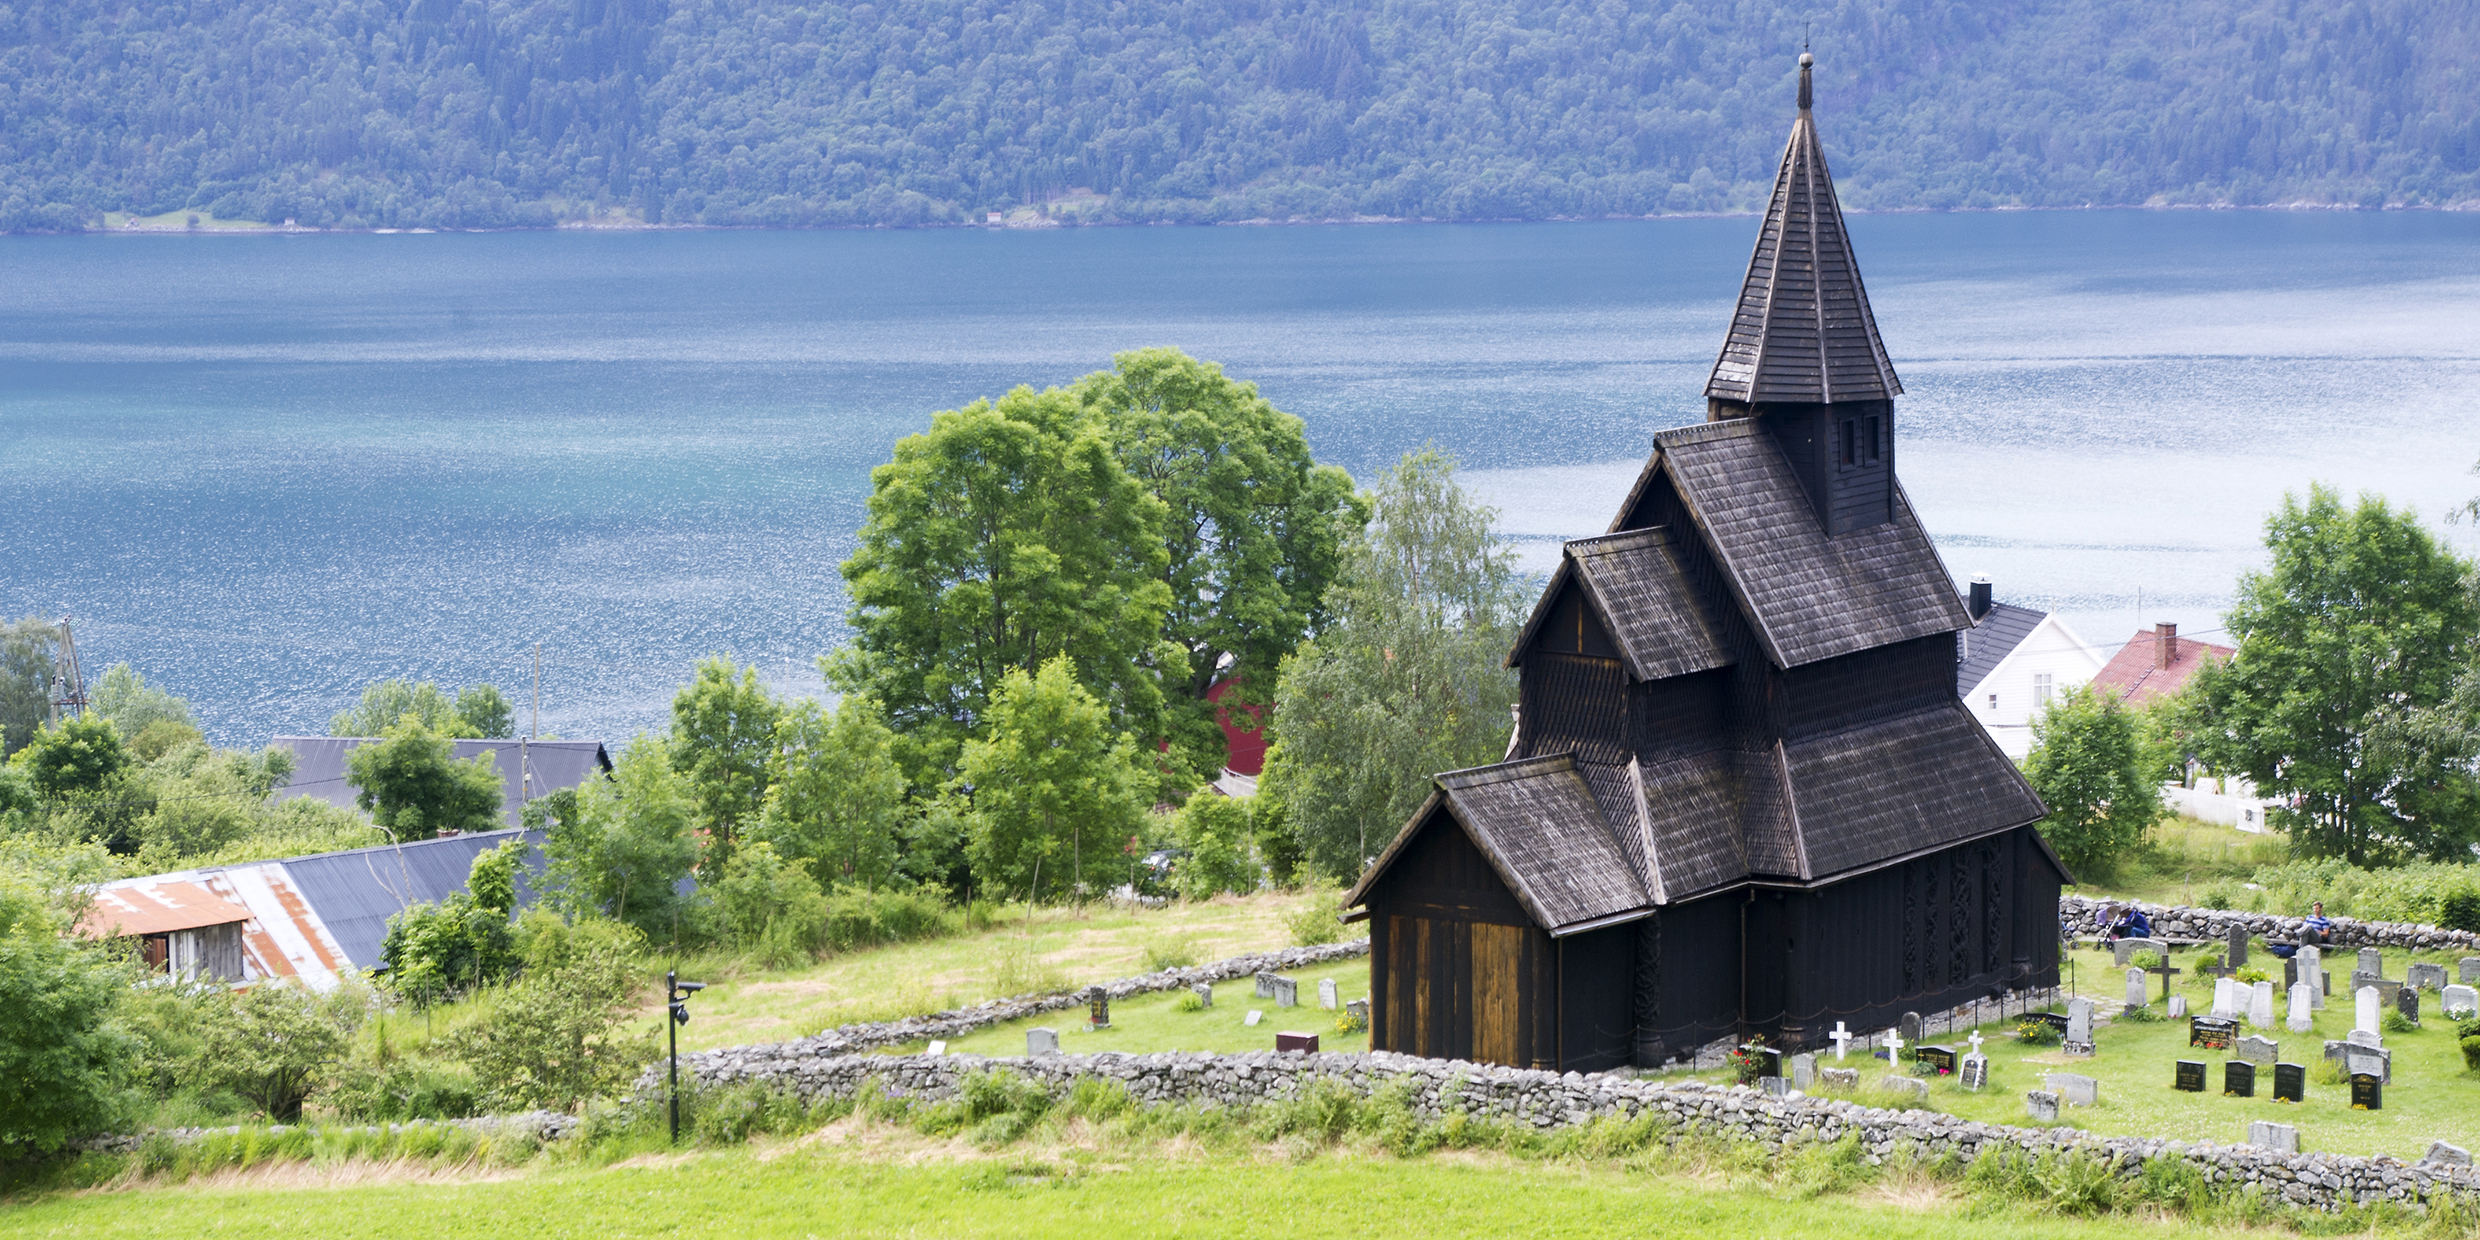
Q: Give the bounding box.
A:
[78,881,252,938]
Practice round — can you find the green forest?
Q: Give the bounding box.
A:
[1,0,2475,231]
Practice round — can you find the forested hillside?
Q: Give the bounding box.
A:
[2,0,2475,231]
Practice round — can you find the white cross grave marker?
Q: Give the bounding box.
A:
[1967,1030,1985,1058]
[1882,1026,1905,1062]
[1829,1021,1854,1061]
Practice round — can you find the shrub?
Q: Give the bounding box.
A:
[1172,988,1205,1013]
[2443,892,2480,934]
[1284,885,1344,946]
[2119,1003,2163,1022]
[713,840,832,967]
[2015,1018,2059,1045]
[0,877,136,1154]
[190,978,366,1122]
[2130,950,2163,971]
[2382,1009,2416,1034]
[451,931,652,1111]
[1335,1005,1369,1034]
[1140,934,1200,972]
[821,882,959,953]
[2235,966,2270,985]
[1169,794,1261,899]
[2461,1035,2480,1071]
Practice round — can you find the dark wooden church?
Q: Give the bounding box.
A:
[1341,54,2068,1073]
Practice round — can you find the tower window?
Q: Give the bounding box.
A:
[1841,419,1857,466]
[1866,415,1881,462]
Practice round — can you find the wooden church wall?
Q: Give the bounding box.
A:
[1634,893,1744,1064]
[1557,924,1636,1072]
[1518,651,1628,764]
[1776,633,1956,734]
[1366,811,1556,1069]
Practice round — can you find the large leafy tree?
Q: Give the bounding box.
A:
[88,663,195,742]
[2188,485,2480,863]
[0,618,60,758]
[1259,446,1528,880]
[958,656,1148,902]
[0,877,135,1154]
[1075,348,1366,751]
[831,384,1179,784]
[2023,685,2164,876]
[344,715,506,840]
[544,737,701,938]
[756,696,907,890]
[668,657,781,860]
[190,978,365,1122]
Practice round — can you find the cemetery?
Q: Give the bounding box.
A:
[910,956,1374,1058]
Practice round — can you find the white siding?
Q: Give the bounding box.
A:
[1966,615,2110,760]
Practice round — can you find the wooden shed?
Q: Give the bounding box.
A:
[1344,54,2069,1072]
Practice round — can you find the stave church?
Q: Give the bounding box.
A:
[1341,53,2068,1072]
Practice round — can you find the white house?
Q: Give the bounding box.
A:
[1954,578,2110,761]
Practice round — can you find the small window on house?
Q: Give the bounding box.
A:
[1841,419,1857,466]
[1986,692,1997,711]
[2033,672,2055,708]
[1865,415,1881,462]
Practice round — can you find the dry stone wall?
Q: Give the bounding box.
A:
[2060,895,2480,953]
[682,1047,2480,1215]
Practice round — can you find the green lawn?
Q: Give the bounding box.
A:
[898,957,1374,1057]
[1764,941,2478,1161]
[628,891,1342,1054]
[0,1141,2269,1240]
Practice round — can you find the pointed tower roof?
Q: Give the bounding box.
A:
[1704,54,1901,406]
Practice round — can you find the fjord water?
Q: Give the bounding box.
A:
[3,212,2476,746]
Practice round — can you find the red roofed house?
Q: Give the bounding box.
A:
[1206,679,1267,798]
[2092,622,2232,705]
[2091,622,2277,832]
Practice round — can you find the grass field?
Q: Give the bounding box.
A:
[624,891,1334,1053]
[0,1124,2298,1240]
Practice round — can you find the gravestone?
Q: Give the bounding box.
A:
[1027,1027,1061,1056]
[2375,978,2405,1006]
[2345,1027,2384,1049]
[2168,995,2188,1018]
[2213,977,2241,1019]
[1760,1076,1791,1098]
[2285,958,2298,990]
[2288,983,2316,1032]
[2273,1061,2306,1103]
[2356,985,2382,1035]
[2047,1072,2099,1106]
[2359,947,2386,978]
[2235,1035,2279,1065]
[2398,986,2421,1025]
[1274,1030,1319,1053]
[1819,1067,1860,1090]
[2188,1016,2238,1050]
[1960,1055,1989,1092]
[2443,984,2479,1018]
[2351,1072,2383,1111]
[2348,1049,2392,1085]
[2174,1061,2207,1092]
[2248,1121,2300,1154]
[1344,998,1370,1029]
[1743,1044,1784,1081]
[2461,956,2480,985]
[2227,925,2250,968]
[1255,971,1277,998]
[1193,983,1214,1008]
[927,1040,947,1056]
[2025,1090,2062,1122]
[1271,976,1299,1008]
[1900,1011,1923,1044]
[2063,999,2095,1055]
[2424,1142,2474,1169]
[1918,1045,1957,1076]
[1087,991,1111,1029]
[1244,1009,1263,1027]
[1828,1021,1856,1061]
[1790,1052,1817,1091]
[1880,1076,1929,1103]
[1318,978,1339,1010]
[2407,962,2447,992]
[2300,946,2327,1008]
[2224,1061,2256,1097]
[2112,937,2165,967]
[2250,980,2276,1029]
[2127,968,2151,1008]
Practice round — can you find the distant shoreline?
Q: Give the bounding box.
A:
[65,199,2480,237]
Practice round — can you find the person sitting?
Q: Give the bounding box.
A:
[2104,905,2152,942]
[2271,902,2333,958]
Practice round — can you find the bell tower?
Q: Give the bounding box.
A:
[1702,53,1900,536]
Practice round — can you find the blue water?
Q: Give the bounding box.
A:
[4,212,2477,747]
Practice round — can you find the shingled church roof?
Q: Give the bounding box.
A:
[1704,53,1901,406]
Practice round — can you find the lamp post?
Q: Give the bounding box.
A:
[667,969,705,1144]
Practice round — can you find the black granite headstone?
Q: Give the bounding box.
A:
[2285,959,2299,989]
[1960,1057,1989,1091]
[1917,1045,1957,1075]
[2273,1061,2306,1103]
[2189,1016,2239,1050]
[2399,987,2421,1024]
[2351,1072,2383,1111]
[2175,1060,2207,1092]
[1743,1045,1783,1080]
[2224,1061,2256,1097]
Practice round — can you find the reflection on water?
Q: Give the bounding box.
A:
[2,211,2475,745]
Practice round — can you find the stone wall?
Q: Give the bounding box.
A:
[680,1047,2480,1215]
[718,940,1372,1062]
[2060,895,2480,954]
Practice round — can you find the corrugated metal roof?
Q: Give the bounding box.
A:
[271,737,611,826]
[98,827,547,989]
[79,880,252,938]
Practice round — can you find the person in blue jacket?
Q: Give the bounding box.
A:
[2105,904,2153,942]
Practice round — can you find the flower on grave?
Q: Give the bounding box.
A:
[1727,1037,1772,1085]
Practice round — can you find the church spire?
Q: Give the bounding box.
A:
[1703,52,1901,410]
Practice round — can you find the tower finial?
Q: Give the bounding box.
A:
[1798,51,1814,113]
